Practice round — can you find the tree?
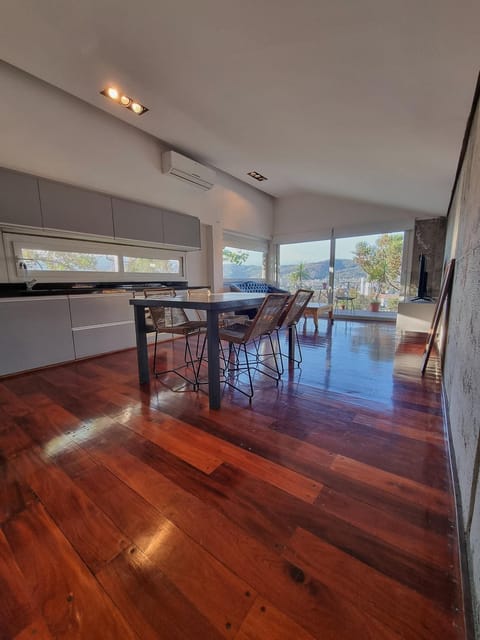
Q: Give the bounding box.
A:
[353,234,403,300]
[21,249,100,271]
[222,248,249,266]
[289,261,310,289]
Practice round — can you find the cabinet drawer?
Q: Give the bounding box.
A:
[72,322,135,358]
[69,295,133,328]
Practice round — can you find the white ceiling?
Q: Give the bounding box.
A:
[1,0,479,214]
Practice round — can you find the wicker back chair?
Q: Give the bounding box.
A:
[145,288,206,389]
[219,293,290,400]
[276,289,314,370]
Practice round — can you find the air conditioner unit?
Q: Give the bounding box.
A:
[161,150,215,191]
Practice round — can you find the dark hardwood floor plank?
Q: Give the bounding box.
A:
[3,503,138,640]
[138,518,255,637]
[234,597,317,640]
[285,527,463,640]
[330,453,451,514]
[315,485,454,569]
[13,448,130,573]
[96,546,225,640]
[13,617,54,640]
[0,529,36,639]
[0,326,465,639]
[121,411,322,503]
[0,457,37,525]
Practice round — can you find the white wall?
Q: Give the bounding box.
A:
[274,192,438,244]
[0,61,274,290]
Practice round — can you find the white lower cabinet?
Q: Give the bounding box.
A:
[0,297,75,375]
[69,294,136,359]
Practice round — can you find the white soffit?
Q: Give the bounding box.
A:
[0,0,479,215]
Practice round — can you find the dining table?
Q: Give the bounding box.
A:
[130,291,275,409]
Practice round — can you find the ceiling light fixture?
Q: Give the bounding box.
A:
[100,87,148,116]
[247,170,268,182]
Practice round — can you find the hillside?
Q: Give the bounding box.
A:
[224,258,367,287]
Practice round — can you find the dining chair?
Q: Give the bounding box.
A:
[219,293,290,401]
[186,288,251,327]
[275,289,314,371]
[145,288,206,389]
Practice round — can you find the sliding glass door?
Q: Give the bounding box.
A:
[334,232,404,312]
[278,240,331,302]
[277,232,405,313]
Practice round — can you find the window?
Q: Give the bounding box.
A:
[123,256,181,274]
[222,232,269,281]
[222,246,266,280]
[4,232,185,282]
[335,232,405,311]
[19,248,119,272]
[278,240,331,296]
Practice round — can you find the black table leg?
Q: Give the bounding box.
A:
[206,309,221,409]
[288,325,295,361]
[134,305,149,385]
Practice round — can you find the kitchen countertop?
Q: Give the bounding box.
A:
[0,281,196,298]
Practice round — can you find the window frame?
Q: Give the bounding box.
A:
[3,232,186,283]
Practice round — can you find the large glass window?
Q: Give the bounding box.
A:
[335,232,404,311]
[277,231,405,313]
[278,240,331,301]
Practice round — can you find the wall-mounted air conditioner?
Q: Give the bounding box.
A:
[161,150,215,191]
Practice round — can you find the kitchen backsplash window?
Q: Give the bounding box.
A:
[3,232,186,283]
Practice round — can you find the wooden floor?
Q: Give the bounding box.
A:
[0,320,466,639]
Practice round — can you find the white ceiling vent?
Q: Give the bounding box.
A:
[161,150,215,191]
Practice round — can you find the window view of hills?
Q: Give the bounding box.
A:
[223,258,366,290]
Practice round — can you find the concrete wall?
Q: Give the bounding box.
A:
[443,98,480,635]
[0,61,274,290]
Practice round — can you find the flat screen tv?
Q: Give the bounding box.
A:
[412,254,432,301]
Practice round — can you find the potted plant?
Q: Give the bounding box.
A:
[353,234,403,312]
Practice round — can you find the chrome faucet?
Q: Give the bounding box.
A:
[26,278,37,291]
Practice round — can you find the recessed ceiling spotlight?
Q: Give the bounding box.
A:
[131,102,143,114]
[100,87,148,116]
[247,170,268,182]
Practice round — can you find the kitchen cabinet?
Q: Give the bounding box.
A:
[112,197,201,249]
[112,197,164,244]
[163,209,201,249]
[0,167,43,227]
[69,293,136,359]
[0,297,75,376]
[39,179,114,236]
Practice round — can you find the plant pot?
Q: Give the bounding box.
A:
[370,301,380,312]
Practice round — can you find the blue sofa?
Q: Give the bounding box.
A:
[228,281,289,317]
[228,281,288,294]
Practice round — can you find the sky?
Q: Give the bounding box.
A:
[279,234,382,264]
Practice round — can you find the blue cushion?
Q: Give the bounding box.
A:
[229,281,288,294]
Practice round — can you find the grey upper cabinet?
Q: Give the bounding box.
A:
[112,197,164,244]
[163,209,201,249]
[39,179,114,236]
[0,167,43,227]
